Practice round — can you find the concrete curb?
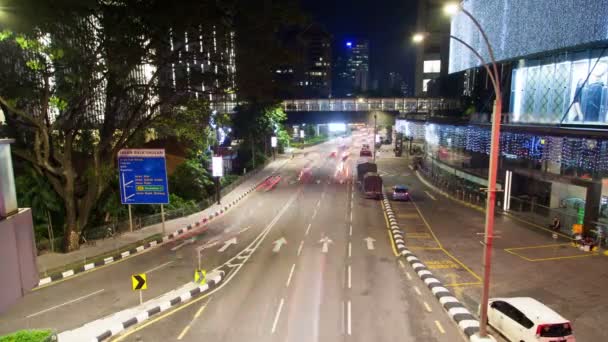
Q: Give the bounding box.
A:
[380,193,481,340]
[38,183,261,287]
[93,272,222,342]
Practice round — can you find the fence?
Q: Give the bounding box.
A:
[37,159,271,253]
[419,162,608,249]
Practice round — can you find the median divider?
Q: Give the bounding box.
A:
[381,193,482,341]
[57,271,223,342]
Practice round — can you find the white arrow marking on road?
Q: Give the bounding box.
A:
[364,237,376,250]
[272,237,287,253]
[218,237,237,252]
[319,236,333,253]
[425,191,437,201]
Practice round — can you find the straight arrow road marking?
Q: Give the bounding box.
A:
[218,237,237,252]
[319,236,333,253]
[364,237,376,250]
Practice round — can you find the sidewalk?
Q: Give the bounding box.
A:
[37,157,290,276]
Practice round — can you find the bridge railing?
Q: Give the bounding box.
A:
[282,98,460,112]
[209,97,460,113]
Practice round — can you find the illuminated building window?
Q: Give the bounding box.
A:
[423,60,441,73]
[422,79,431,92]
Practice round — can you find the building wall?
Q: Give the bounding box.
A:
[415,0,450,96]
[449,0,608,73]
[0,209,38,314]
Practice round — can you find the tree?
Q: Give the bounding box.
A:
[0,0,230,251]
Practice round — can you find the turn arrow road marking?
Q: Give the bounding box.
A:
[272,237,287,253]
[218,237,237,252]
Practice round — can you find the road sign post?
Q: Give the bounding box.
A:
[131,273,147,304]
[118,150,169,233]
[160,204,166,235]
[128,204,133,232]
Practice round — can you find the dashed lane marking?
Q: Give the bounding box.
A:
[424,302,432,312]
[435,320,445,334]
[413,286,422,296]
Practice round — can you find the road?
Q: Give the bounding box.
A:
[375,147,608,342]
[109,134,462,341]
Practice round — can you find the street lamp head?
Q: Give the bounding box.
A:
[357,97,365,103]
[412,33,426,44]
[443,2,461,16]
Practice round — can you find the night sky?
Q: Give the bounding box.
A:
[301,0,419,93]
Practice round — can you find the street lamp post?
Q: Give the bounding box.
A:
[414,3,502,340]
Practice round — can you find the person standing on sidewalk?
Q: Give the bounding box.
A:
[550,216,561,232]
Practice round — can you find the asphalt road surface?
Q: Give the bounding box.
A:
[109,135,464,342]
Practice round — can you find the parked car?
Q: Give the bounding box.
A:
[392,185,410,201]
[486,297,576,342]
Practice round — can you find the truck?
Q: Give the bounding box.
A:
[362,172,383,199]
[356,159,377,184]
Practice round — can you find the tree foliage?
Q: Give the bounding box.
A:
[0,0,231,251]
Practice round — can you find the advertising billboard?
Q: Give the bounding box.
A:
[510,50,608,125]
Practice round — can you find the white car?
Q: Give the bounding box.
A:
[487,297,575,342]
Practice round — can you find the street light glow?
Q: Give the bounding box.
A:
[412,33,425,43]
[443,2,460,16]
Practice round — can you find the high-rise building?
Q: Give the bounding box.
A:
[334,39,370,97]
[414,0,450,96]
[387,72,408,96]
[298,24,332,98]
[274,24,332,99]
[160,25,237,105]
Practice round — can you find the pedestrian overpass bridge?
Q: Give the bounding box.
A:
[210,97,460,125]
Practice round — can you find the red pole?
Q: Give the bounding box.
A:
[478,97,502,337]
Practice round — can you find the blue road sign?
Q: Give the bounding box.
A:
[118,149,169,204]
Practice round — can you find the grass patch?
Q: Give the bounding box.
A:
[0,329,53,342]
[40,233,163,277]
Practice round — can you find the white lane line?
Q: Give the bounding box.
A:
[349,224,352,236]
[305,223,312,235]
[405,272,412,280]
[398,260,406,269]
[347,265,352,289]
[424,302,432,312]
[424,191,437,201]
[286,264,296,288]
[408,165,413,171]
[342,301,345,334]
[26,289,105,318]
[435,320,445,334]
[347,300,352,335]
[271,298,285,334]
[350,211,352,222]
[297,240,304,256]
[414,286,422,296]
[312,209,318,219]
[144,260,173,274]
[348,242,352,258]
